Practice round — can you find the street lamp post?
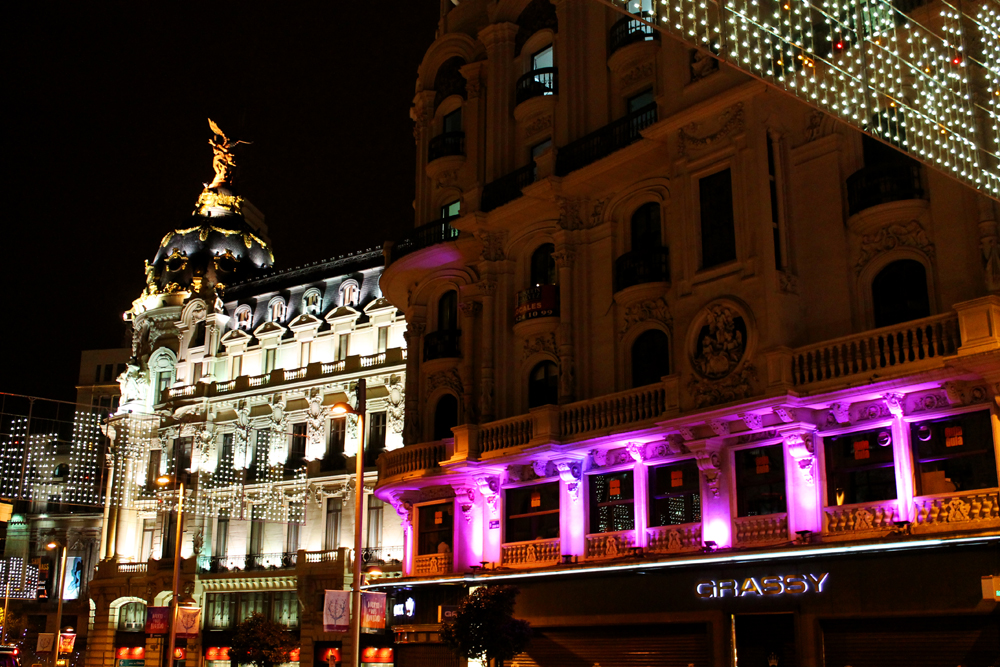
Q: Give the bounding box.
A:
[44,541,68,667]
[331,378,366,667]
[156,474,185,667]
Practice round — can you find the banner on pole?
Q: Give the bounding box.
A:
[360,592,387,634]
[145,607,170,635]
[36,633,55,653]
[323,590,350,633]
[58,633,76,654]
[175,607,201,639]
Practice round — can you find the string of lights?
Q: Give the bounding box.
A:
[601,0,1000,198]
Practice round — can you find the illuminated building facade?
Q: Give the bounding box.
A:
[83,148,408,667]
[373,0,1000,664]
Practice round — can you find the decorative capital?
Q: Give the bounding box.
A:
[552,249,575,269]
[626,442,645,463]
[882,393,905,418]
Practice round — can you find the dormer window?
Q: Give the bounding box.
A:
[269,298,286,323]
[303,289,322,315]
[341,282,360,307]
[235,306,252,331]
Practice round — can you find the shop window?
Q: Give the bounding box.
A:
[206,592,235,629]
[631,329,670,388]
[649,459,702,526]
[872,259,930,328]
[734,444,787,516]
[528,361,559,408]
[530,243,557,286]
[271,590,299,629]
[438,291,458,331]
[433,394,459,440]
[699,168,737,269]
[824,427,897,506]
[417,501,454,555]
[117,602,146,631]
[589,470,634,534]
[911,410,998,495]
[239,591,267,623]
[505,482,560,543]
[325,499,342,551]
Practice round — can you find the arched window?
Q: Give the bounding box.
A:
[528,361,559,408]
[631,203,662,248]
[631,329,670,388]
[341,282,360,307]
[268,298,286,323]
[872,259,930,328]
[437,291,458,331]
[235,306,252,331]
[433,394,459,440]
[118,601,146,631]
[303,289,322,315]
[54,463,70,479]
[530,244,557,286]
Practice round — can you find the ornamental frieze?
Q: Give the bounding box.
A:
[619,296,672,338]
[854,219,934,275]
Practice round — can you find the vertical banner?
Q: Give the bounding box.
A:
[323,590,350,633]
[360,592,387,634]
[62,557,83,600]
[145,607,170,635]
[175,607,201,639]
[58,633,76,654]
[36,633,55,653]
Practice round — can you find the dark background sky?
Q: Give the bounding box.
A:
[3,2,440,402]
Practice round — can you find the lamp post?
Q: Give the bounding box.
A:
[44,540,68,667]
[331,378,366,667]
[156,474,185,667]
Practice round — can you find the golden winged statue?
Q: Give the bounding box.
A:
[207,118,250,189]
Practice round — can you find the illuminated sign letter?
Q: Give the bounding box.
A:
[695,581,717,599]
[807,573,829,592]
[784,575,807,594]
[718,579,738,597]
[760,576,784,595]
[740,577,762,596]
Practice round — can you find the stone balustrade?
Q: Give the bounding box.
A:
[585,530,637,559]
[560,380,675,440]
[912,489,1000,534]
[502,538,561,567]
[733,514,789,546]
[117,562,147,573]
[824,501,898,539]
[377,440,448,479]
[646,523,702,554]
[479,414,534,455]
[413,553,452,576]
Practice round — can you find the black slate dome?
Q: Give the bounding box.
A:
[149,185,273,295]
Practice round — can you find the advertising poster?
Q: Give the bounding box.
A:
[323,590,350,633]
[145,607,170,635]
[175,607,201,639]
[58,633,76,654]
[62,557,83,601]
[360,592,387,634]
[36,633,55,653]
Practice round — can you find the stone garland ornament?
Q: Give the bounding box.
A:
[619,297,673,338]
[305,394,327,461]
[854,220,935,275]
[387,378,405,434]
[268,396,289,466]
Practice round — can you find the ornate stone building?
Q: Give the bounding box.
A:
[83,127,407,667]
[373,0,1000,664]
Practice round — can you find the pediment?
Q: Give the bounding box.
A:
[253,321,287,338]
[324,305,361,323]
[288,312,322,332]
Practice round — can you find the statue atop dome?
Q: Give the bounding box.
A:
[207,118,250,188]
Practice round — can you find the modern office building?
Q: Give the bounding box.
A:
[372,0,1000,665]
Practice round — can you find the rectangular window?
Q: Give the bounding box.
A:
[825,427,897,506]
[300,341,311,367]
[531,139,553,180]
[628,89,655,113]
[417,501,454,555]
[94,366,102,384]
[367,496,384,549]
[239,591,267,623]
[192,322,206,348]
[442,108,462,134]
[288,423,307,468]
[366,412,387,466]
[162,511,177,559]
[911,410,998,495]
[325,498,342,551]
[263,348,277,374]
[441,200,461,219]
[734,444,787,516]
[141,518,155,561]
[325,418,347,469]
[271,590,298,629]
[104,364,113,382]
[589,470,635,534]
[219,433,234,473]
[146,449,161,489]
[231,354,242,380]
[532,45,553,70]
[191,362,202,384]
[175,437,193,474]
[156,372,171,403]
[286,521,300,554]
[699,168,737,269]
[116,362,127,378]
[250,429,268,482]
[378,327,389,353]
[504,482,560,543]
[649,459,702,526]
[767,136,786,270]
[205,593,236,630]
[215,517,229,557]
[336,335,349,361]
[249,518,264,556]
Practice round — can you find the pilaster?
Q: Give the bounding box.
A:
[478,22,519,182]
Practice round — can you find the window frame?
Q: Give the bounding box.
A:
[416,500,454,556]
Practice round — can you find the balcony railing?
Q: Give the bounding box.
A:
[428,131,465,162]
[846,161,924,215]
[585,530,637,559]
[824,500,898,538]
[515,67,558,105]
[912,489,1000,534]
[614,246,670,292]
[481,163,536,212]
[377,440,448,479]
[556,102,657,176]
[733,514,789,547]
[199,552,297,574]
[361,545,405,568]
[502,538,561,567]
[423,329,461,361]
[413,553,452,576]
[393,218,460,260]
[479,413,534,456]
[303,549,340,564]
[646,523,702,554]
[514,284,560,323]
[790,313,959,388]
[609,16,656,55]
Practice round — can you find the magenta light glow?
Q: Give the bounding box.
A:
[560,480,586,557]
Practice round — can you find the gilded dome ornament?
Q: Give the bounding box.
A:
[207,118,250,189]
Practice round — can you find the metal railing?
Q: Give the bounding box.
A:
[361,545,405,567]
[846,161,924,215]
[515,67,558,105]
[614,246,670,291]
[609,16,656,54]
[481,163,536,212]
[199,552,298,574]
[555,102,657,176]
[393,218,461,260]
[428,131,465,162]
[423,329,462,361]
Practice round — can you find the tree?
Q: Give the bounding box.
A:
[228,613,298,667]
[441,585,531,667]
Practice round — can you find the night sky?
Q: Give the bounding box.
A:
[4,2,439,402]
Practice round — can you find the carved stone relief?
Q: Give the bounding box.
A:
[689,49,718,82]
[854,220,935,275]
[621,61,655,88]
[620,297,673,338]
[475,231,507,262]
[687,301,756,408]
[522,333,558,360]
[678,103,744,158]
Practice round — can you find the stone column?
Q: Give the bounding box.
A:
[402,321,425,445]
[688,439,730,548]
[460,60,487,199]
[781,427,822,536]
[479,278,498,422]
[478,22,519,182]
[884,393,915,522]
[411,90,437,223]
[458,300,480,423]
[553,247,576,403]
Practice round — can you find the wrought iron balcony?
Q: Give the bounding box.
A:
[609,16,656,55]
[514,284,560,323]
[515,67,558,105]
[423,329,462,361]
[481,163,536,212]
[846,161,924,216]
[614,246,670,292]
[428,131,465,162]
[556,102,657,176]
[199,552,297,574]
[394,218,460,260]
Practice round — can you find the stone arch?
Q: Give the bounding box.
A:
[858,249,936,329]
[604,178,671,254]
[623,324,672,389]
[427,390,461,441]
[109,596,148,631]
[417,33,484,94]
